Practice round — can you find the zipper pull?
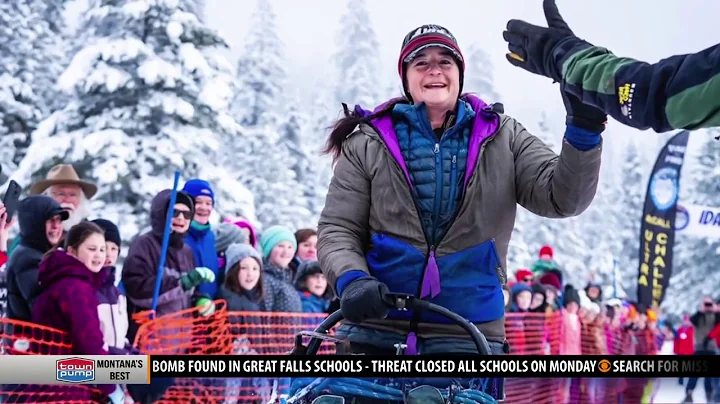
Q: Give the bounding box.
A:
[434,143,439,154]
[451,155,457,164]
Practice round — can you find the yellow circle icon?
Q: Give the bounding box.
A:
[598,359,611,373]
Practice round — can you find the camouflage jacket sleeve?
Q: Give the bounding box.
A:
[557,40,720,132]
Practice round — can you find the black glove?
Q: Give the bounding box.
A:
[561,83,607,133]
[340,277,390,323]
[503,0,589,82]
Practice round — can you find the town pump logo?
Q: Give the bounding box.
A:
[56,358,95,383]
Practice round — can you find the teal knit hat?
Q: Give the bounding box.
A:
[259,225,297,258]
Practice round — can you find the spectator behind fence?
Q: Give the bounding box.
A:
[121,190,215,343]
[224,217,258,249]
[294,260,332,314]
[217,242,265,313]
[182,179,221,299]
[29,164,97,232]
[91,219,134,355]
[584,281,602,304]
[258,225,302,312]
[538,272,561,312]
[0,202,15,317]
[5,196,68,322]
[509,282,531,313]
[31,221,124,402]
[561,285,581,355]
[289,228,317,274]
[214,222,247,278]
[514,268,533,284]
[684,297,720,402]
[529,283,548,314]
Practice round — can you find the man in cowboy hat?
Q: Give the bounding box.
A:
[29,164,97,231]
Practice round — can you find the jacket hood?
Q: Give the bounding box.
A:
[18,195,69,252]
[38,249,107,290]
[150,189,195,245]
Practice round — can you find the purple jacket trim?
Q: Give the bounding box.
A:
[372,115,415,189]
[462,95,500,189]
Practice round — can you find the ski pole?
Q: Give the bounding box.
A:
[150,171,181,318]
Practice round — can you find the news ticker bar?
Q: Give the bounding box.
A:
[0,355,716,385]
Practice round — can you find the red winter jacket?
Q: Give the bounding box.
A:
[707,322,720,348]
[674,325,695,355]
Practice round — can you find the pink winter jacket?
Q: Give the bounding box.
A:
[561,311,582,355]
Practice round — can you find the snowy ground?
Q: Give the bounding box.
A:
[655,377,716,403]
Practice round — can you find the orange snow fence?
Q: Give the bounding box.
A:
[1,306,660,404]
[0,318,104,403]
[132,299,234,355]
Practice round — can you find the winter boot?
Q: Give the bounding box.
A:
[681,391,693,403]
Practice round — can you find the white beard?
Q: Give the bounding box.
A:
[62,210,84,231]
[60,197,92,231]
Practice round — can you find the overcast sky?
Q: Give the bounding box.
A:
[67,0,719,157]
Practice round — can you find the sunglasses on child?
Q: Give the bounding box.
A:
[173,209,193,219]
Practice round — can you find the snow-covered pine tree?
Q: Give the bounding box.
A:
[0,1,67,172]
[240,124,313,231]
[616,139,648,295]
[333,0,382,108]
[302,79,339,220]
[10,0,256,241]
[576,137,624,285]
[231,0,285,128]
[666,130,720,315]
[275,94,317,226]
[463,43,500,103]
[181,0,205,22]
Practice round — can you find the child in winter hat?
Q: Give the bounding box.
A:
[259,225,297,259]
[218,242,265,312]
[293,260,332,313]
[182,179,215,205]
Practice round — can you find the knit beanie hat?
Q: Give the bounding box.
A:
[214,222,247,253]
[91,218,121,246]
[293,260,323,288]
[514,269,533,282]
[563,285,581,308]
[182,179,215,205]
[538,272,561,291]
[398,24,465,101]
[510,282,532,299]
[539,245,554,260]
[259,225,297,258]
[225,242,263,272]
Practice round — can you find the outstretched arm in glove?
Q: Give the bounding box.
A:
[503,0,720,133]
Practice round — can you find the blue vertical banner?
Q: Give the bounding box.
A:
[637,131,690,310]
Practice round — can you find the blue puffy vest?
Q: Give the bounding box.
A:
[393,100,475,245]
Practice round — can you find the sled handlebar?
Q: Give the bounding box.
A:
[302,292,492,356]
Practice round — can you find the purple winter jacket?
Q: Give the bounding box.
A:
[31,249,115,396]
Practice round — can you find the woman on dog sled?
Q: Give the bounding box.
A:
[315,23,605,403]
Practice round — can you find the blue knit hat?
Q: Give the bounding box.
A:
[259,225,297,258]
[182,179,215,205]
